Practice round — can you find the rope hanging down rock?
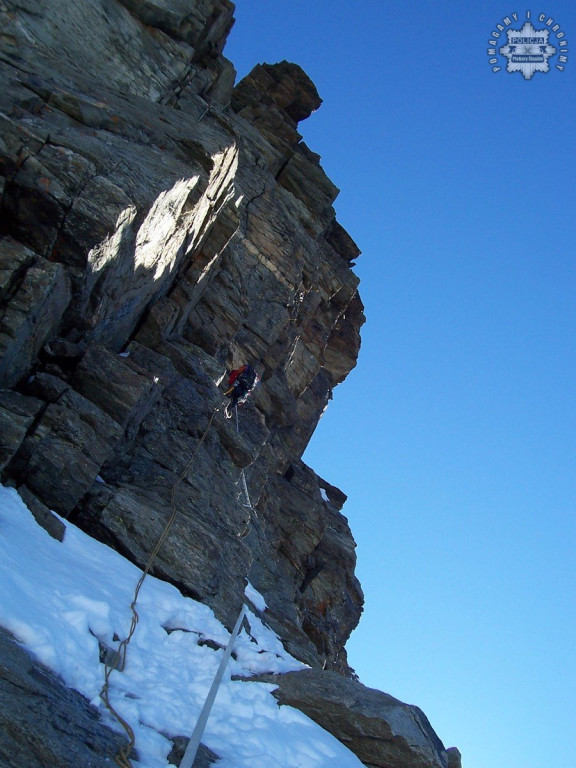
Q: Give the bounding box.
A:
[100,401,224,768]
[100,186,268,767]
[234,404,256,512]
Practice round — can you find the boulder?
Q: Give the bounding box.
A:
[248,668,451,768]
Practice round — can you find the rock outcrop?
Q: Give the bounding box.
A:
[246,669,462,768]
[0,627,125,768]
[0,1,458,766]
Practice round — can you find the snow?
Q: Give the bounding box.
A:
[244,581,267,612]
[0,485,364,768]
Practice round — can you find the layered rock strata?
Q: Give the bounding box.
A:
[0,1,458,766]
[0,0,362,670]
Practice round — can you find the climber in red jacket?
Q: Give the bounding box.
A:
[225,364,259,418]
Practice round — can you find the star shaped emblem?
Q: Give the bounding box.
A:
[499,21,557,79]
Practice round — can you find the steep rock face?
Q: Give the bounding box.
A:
[0,0,362,673]
[0,1,458,766]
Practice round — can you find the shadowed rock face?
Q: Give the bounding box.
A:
[0,1,459,766]
[0,627,126,768]
[1,0,362,671]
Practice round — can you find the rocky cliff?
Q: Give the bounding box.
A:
[0,2,459,767]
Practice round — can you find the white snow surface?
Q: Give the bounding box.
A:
[0,485,364,768]
[244,581,267,612]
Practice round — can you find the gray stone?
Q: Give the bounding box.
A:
[117,0,235,59]
[248,668,450,768]
[72,342,161,431]
[447,747,462,768]
[0,389,44,471]
[0,238,71,388]
[166,736,219,767]
[0,235,36,302]
[0,627,127,768]
[18,389,122,514]
[17,484,66,541]
[25,371,71,402]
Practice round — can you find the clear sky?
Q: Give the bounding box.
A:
[226,4,576,768]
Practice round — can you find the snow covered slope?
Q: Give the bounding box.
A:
[0,485,365,768]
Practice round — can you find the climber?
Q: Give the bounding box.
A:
[225,364,259,418]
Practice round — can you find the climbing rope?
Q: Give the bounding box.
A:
[234,404,255,511]
[100,402,223,768]
[99,182,270,765]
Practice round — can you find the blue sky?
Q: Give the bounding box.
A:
[226,4,576,768]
